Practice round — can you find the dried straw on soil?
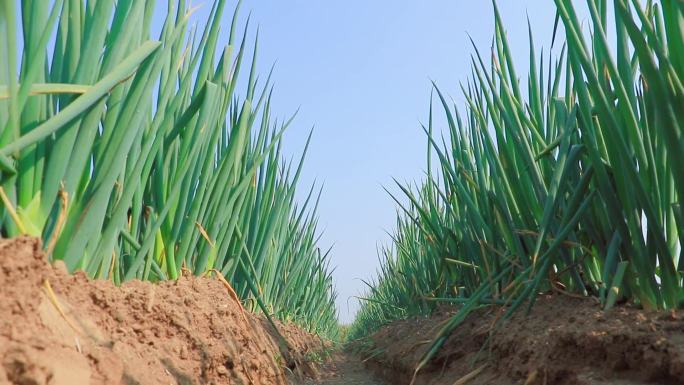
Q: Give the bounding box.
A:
[0,237,325,385]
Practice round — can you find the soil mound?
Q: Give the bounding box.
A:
[0,237,326,385]
[356,296,684,385]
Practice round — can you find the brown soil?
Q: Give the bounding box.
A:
[0,237,327,385]
[355,295,684,385]
[304,352,385,385]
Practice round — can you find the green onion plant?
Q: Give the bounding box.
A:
[350,0,684,374]
[0,0,338,339]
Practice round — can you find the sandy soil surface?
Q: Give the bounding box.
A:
[5,235,684,385]
[0,237,327,385]
[303,352,385,385]
[354,295,684,385]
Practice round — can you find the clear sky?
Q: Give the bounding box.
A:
[182,1,590,323]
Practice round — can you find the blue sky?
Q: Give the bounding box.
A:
[182,1,589,323]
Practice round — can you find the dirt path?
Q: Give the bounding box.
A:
[305,352,385,385]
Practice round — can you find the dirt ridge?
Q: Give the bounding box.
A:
[354,296,684,385]
[0,237,326,385]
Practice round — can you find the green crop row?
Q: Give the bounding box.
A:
[0,0,338,339]
[350,0,684,373]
